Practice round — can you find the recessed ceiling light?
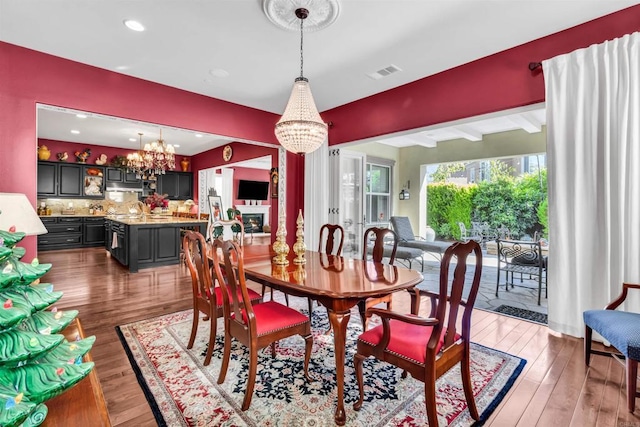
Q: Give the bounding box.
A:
[209,68,229,78]
[173,144,181,148]
[195,134,203,138]
[115,65,130,71]
[70,130,80,134]
[129,138,137,142]
[123,20,145,32]
[76,114,87,119]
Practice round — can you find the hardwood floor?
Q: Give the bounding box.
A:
[39,247,640,426]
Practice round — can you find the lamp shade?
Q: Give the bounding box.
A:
[0,193,47,235]
[275,78,328,154]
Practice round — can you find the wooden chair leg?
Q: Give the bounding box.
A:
[303,333,313,381]
[353,353,365,411]
[242,346,258,411]
[187,308,199,349]
[358,300,368,331]
[204,314,216,366]
[307,298,313,317]
[627,358,638,412]
[270,342,276,358]
[409,288,420,315]
[424,372,439,427]
[217,331,232,384]
[584,326,593,366]
[461,345,479,420]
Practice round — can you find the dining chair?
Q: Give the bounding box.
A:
[318,223,345,256]
[310,224,345,320]
[359,226,398,330]
[210,238,313,411]
[182,230,262,366]
[584,283,640,412]
[353,240,483,427]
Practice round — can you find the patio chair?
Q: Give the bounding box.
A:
[390,216,451,261]
[495,239,547,305]
[584,283,640,412]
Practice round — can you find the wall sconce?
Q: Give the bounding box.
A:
[399,180,410,200]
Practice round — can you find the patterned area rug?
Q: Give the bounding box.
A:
[494,305,548,324]
[116,306,526,426]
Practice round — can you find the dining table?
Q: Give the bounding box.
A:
[235,246,424,426]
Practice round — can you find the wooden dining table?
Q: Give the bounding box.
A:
[236,246,424,426]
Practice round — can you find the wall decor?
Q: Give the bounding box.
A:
[223,145,233,162]
[270,167,279,198]
[208,195,224,221]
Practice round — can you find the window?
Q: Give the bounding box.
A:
[365,157,393,227]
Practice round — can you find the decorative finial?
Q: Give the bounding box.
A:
[272,212,290,265]
[293,209,306,265]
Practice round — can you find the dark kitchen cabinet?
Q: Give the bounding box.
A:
[84,217,106,246]
[37,162,105,199]
[159,171,192,200]
[38,216,106,251]
[58,164,83,197]
[105,167,142,184]
[37,162,57,196]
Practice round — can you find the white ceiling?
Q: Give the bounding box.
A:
[3,1,635,154]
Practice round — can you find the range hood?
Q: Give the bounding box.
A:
[105,182,143,192]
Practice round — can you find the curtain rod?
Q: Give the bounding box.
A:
[529,62,542,71]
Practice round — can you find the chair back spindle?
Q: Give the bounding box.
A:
[318,224,344,256]
[363,227,398,265]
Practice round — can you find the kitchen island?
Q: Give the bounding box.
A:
[105,215,207,272]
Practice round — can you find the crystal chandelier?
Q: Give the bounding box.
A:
[143,129,176,175]
[275,8,328,155]
[126,132,147,178]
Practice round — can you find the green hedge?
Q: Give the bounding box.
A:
[427,169,547,240]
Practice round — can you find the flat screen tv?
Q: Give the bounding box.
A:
[237,180,269,200]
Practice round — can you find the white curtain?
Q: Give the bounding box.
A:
[304,140,329,251]
[544,32,640,337]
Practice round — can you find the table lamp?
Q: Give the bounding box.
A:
[0,193,47,235]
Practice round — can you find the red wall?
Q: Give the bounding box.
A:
[38,138,191,171]
[324,5,640,144]
[2,5,639,257]
[231,168,271,207]
[0,42,282,257]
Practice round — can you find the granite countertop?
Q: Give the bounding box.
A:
[105,215,208,226]
[39,214,108,218]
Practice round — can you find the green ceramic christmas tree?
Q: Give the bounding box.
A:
[0,229,95,427]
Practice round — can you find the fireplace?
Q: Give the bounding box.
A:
[242,213,264,233]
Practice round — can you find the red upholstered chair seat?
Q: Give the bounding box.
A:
[233,301,310,336]
[358,320,459,364]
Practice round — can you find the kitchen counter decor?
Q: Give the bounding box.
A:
[0,230,95,427]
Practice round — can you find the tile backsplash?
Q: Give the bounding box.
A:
[38,192,192,215]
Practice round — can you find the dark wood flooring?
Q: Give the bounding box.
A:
[38,247,640,426]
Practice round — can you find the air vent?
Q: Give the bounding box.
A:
[367,64,402,80]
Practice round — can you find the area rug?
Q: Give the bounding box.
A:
[116,306,526,426]
[494,305,548,324]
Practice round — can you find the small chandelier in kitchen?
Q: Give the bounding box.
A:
[126,132,147,178]
[143,129,175,175]
[274,7,328,155]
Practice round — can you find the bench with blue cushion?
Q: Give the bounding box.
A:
[584,282,640,412]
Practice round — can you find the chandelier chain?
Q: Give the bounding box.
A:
[299,17,304,79]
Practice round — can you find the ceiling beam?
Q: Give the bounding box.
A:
[452,125,483,142]
[508,113,542,133]
[406,134,438,148]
